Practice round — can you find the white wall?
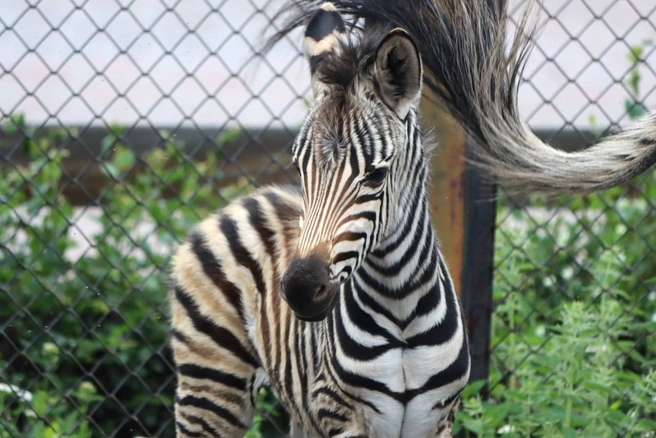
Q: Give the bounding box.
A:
[1,0,655,131]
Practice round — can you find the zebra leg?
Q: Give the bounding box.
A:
[434,398,459,438]
[171,308,259,438]
[170,240,262,437]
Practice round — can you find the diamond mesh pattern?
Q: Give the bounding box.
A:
[1,1,655,437]
[0,1,303,436]
[484,1,656,434]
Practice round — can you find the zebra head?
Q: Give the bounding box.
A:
[280,3,424,321]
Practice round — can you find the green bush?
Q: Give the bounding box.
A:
[455,226,656,436]
[0,116,251,437]
[454,40,656,437]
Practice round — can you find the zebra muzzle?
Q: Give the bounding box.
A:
[280,253,340,321]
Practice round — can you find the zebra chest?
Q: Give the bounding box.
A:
[353,344,466,438]
[310,272,468,437]
[328,304,469,437]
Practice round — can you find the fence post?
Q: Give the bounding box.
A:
[421,104,467,296]
[422,0,504,398]
[460,0,505,396]
[459,147,497,394]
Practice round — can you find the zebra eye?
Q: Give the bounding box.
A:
[364,167,389,186]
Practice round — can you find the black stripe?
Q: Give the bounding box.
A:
[405,274,458,346]
[322,317,383,414]
[262,189,301,244]
[189,232,245,324]
[283,328,305,424]
[353,117,370,161]
[432,391,462,410]
[331,250,359,265]
[414,281,441,318]
[349,137,362,175]
[177,395,246,429]
[353,193,383,205]
[219,216,267,295]
[351,276,420,330]
[330,341,404,403]
[171,328,188,343]
[333,231,367,245]
[335,304,396,361]
[176,421,205,438]
[311,387,353,410]
[178,363,246,391]
[355,264,393,297]
[174,286,259,368]
[370,184,423,256]
[328,427,344,437]
[399,241,439,298]
[410,341,470,398]
[181,413,222,437]
[335,211,377,231]
[371,212,426,277]
[318,407,348,422]
[241,196,276,367]
[295,323,321,433]
[242,197,277,264]
[344,281,397,334]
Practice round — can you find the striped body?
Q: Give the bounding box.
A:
[170,5,473,432]
[170,180,470,437]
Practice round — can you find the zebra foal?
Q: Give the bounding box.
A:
[170,1,656,437]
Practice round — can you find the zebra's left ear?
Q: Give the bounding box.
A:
[374,28,423,120]
[303,3,347,98]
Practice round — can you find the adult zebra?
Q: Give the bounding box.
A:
[169,1,656,437]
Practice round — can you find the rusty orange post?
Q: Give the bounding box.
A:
[420,95,467,296]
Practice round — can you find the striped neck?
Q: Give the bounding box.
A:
[344,117,451,325]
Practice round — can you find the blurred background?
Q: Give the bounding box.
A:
[1,0,655,437]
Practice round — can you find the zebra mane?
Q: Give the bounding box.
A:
[268,1,656,196]
[303,25,391,117]
[265,0,537,149]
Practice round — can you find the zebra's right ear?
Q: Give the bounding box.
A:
[303,3,347,98]
[373,28,423,120]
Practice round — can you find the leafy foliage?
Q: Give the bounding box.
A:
[455,40,656,437]
[0,117,251,437]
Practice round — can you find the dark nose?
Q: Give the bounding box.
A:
[280,254,339,321]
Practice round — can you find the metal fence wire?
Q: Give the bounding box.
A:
[1,0,655,437]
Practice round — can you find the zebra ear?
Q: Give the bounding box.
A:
[374,28,423,119]
[303,3,347,98]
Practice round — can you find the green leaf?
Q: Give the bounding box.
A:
[624,99,647,119]
[103,163,120,179]
[114,146,136,171]
[100,134,116,154]
[31,390,49,417]
[461,380,487,398]
[217,128,240,146]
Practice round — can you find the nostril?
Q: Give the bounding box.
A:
[314,283,329,302]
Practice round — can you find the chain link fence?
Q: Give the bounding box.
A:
[1,0,655,437]
[0,1,302,436]
[483,1,656,435]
